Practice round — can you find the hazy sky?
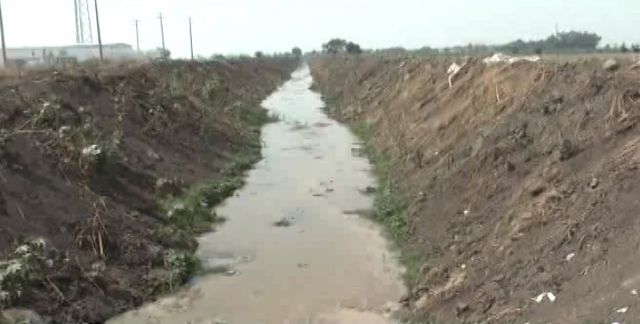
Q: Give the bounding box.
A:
[3,0,639,58]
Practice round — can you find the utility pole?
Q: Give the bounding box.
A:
[134,19,140,53]
[158,13,166,58]
[189,17,194,60]
[94,0,104,61]
[0,0,7,67]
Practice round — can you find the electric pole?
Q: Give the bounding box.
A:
[134,19,140,53]
[0,0,7,67]
[189,17,194,60]
[158,13,166,58]
[94,0,103,61]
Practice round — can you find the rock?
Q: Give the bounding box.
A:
[0,309,44,324]
[364,186,376,194]
[146,149,162,162]
[603,59,620,72]
[155,177,183,196]
[559,139,577,161]
[589,177,599,189]
[455,302,470,316]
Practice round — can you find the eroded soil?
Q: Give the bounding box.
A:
[0,58,296,323]
[311,55,640,323]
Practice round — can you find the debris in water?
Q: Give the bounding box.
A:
[616,307,629,313]
[273,217,293,227]
[631,289,638,296]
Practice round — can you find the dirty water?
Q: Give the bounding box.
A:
[109,66,405,324]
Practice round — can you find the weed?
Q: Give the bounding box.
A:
[162,249,198,290]
[0,239,48,309]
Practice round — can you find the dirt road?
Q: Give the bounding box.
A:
[109,66,406,324]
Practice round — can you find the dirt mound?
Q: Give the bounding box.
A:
[0,58,296,323]
[311,55,640,323]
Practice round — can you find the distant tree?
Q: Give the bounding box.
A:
[255,51,264,58]
[534,48,543,55]
[501,30,602,54]
[292,47,302,57]
[322,38,348,54]
[157,47,171,59]
[632,44,640,53]
[345,42,362,54]
[621,43,629,53]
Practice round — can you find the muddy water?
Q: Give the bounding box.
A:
[110,66,405,324]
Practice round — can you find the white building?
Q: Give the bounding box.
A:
[2,43,139,67]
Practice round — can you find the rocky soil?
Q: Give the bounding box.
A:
[0,58,296,323]
[311,55,640,323]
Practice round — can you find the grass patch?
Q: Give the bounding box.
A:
[351,121,427,286]
[153,122,265,292]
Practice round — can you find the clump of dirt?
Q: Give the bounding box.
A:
[0,58,296,322]
[311,55,640,323]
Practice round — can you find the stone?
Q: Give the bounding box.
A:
[589,177,599,189]
[603,59,620,72]
[0,309,44,324]
[455,302,470,316]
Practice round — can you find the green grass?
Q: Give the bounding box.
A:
[153,120,265,291]
[351,121,427,286]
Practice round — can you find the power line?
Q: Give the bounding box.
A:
[94,0,103,61]
[158,13,166,58]
[189,17,194,60]
[0,0,7,67]
[134,19,140,53]
[74,0,94,43]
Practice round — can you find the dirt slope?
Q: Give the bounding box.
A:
[0,58,296,323]
[311,55,640,323]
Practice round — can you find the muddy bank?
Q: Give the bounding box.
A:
[311,55,640,323]
[0,58,296,323]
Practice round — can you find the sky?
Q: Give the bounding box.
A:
[2,0,640,58]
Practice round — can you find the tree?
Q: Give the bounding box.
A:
[292,47,302,57]
[621,43,629,53]
[322,38,348,54]
[632,44,640,53]
[345,42,362,54]
[322,38,362,54]
[158,47,171,59]
[255,51,264,58]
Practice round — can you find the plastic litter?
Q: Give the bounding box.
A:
[483,53,541,65]
[532,292,556,303]
[447,63,464,88]
[617,307,629,313]
[566,253,576,262]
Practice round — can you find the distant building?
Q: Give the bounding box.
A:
[2,43,139,67]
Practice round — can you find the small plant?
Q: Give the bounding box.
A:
[163,249,197,290]
[0,238,49,309]
[34,97,63,129]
